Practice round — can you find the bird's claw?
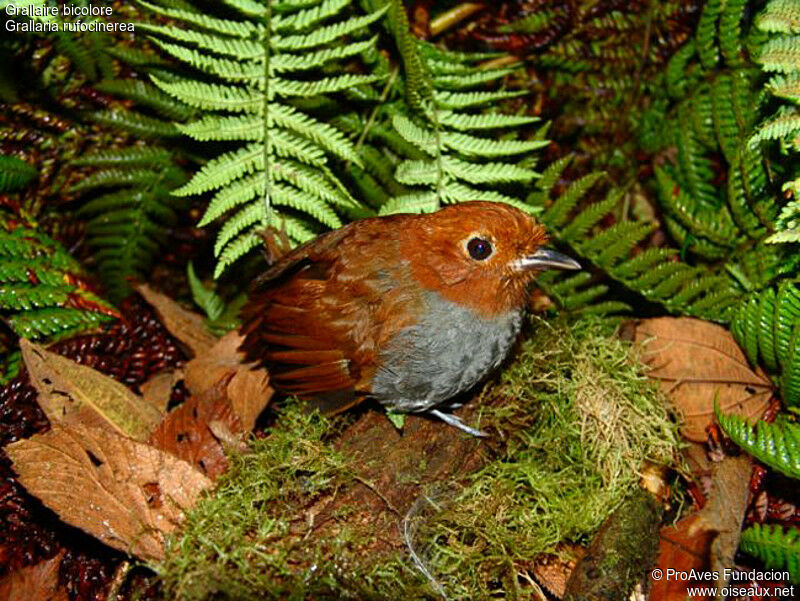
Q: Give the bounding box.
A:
[429,409,488,437]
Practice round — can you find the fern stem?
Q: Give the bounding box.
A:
[430,100,444,209]
[351,66,400,166]
[261,0,273,227]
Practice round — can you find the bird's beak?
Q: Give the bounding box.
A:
[513,249,581,271]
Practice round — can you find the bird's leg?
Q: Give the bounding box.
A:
[429,409,487,437]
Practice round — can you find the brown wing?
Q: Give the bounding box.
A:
[238,220,419,414]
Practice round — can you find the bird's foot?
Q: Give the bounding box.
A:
[429,409,487,437]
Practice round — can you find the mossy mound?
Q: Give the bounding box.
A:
[155,316,681,600]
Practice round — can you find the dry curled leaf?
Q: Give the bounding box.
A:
[650,454,752,601]
[20,339,162,441]
[136,284,217,357]
[184,331,272,431]
[0,551,67,601]
[139,370,182,416]
[688,454,752,597]
[148,386,242,480]
[6,423,213,561]
[634,318,772,442]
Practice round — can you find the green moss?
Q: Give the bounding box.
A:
[155,316,681,600]
[401,316,681,598]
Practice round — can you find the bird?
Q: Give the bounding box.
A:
[239,201,580,436]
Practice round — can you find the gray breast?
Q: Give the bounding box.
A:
[371,291,523,412]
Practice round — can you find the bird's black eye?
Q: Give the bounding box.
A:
[467,237,493,261]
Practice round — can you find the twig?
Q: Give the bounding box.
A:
[353,475,401,517]
[106,560,131,601]
[430,3,484,38]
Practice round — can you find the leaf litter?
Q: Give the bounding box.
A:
[7,286,272,569]
[634,317,772,442]
[20,339,162,441]
[1,305,772,599]
[6,422,213,561]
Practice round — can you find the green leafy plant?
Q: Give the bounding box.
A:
[187,262,244,336]
[534,159,742,320]
[71,146,187,302]
[141,0,384,277]
[136,0,560,279]
[740,523,800,583]
[380,40,547,215]
[0,217,119,383]
[716,408,800,583]
[729,282,800,404]
[0,155,37,192]
[525,0,793,323]
[717,409,800,480]
[749,0,800,243]
[0,220,118,340]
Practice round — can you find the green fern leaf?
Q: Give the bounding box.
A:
[740,524,800,583]
[88,110,180,138]
[0,222,118,341]
[144,0,381,275]
[435,90,527,110]
[0,155,36,192]
[94,79,194,121]
[717,410,800,479]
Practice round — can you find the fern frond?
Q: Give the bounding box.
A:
[94,79,194,121]
[88,110,180,138]
[540,172,741,321]
[71,149,187,301]
[696,0,722,70]
[0,221,118,342]
[274,6,387,49]
[717,410,800,479]
[730,282,800,399]
[8,308,112,341]
[435,89,527,110]
[757,0,800,34]
[760,35,800,74]
[740,524,800,583]
[71,147,173,168]
[719,0,748,66]
[655,167,739,247]
[378,191,438,215]
[188,262,233,334]
[145,0,381,276]
[436,111,539,131]
[0,155,36,192]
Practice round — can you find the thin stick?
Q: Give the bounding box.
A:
[430,3,484,38]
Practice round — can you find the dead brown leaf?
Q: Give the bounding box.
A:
[140,370,182,416]
[634,318,772,442]
[0,551,67,601]
[6,423,213,561]
[184,331,272,431]
[651,514,715,601]
[136,284,217,356]
[148,386,242,479]
[688,454,753,597]
[20,340,162,441]
[649,454,752,601]
[530,546,582,599]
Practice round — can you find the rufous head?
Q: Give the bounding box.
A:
[401,201,580,316]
